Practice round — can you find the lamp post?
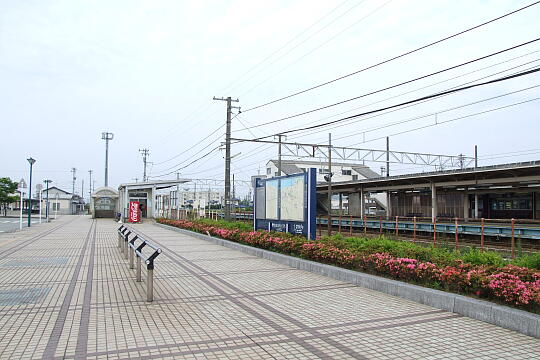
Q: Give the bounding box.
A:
[27,157,36,227]
[18,178,27,230]
[44,179,52,222]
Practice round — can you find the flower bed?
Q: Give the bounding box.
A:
[157,218,540,311]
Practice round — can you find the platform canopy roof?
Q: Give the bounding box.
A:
[318,160,540,193]
[118,179,192,191]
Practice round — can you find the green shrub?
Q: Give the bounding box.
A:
[512,252,540,270]
[197,218,253,232]
[460,248,505,267]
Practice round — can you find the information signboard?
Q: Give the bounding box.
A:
[129,201,140,223]
[254,168,316,239]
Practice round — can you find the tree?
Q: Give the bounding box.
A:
[0,177,19,217]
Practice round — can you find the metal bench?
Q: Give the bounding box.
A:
[117,225,162,302]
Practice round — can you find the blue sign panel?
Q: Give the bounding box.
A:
[254,168,317,239]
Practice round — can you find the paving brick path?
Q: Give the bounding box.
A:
[0,216,538,359]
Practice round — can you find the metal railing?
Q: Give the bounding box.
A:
[117,225,162,301]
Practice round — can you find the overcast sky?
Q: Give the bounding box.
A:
[1,0,539,198]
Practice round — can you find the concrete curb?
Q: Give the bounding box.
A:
[155,223,540,339]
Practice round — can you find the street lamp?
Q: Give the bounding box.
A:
[27,157,36,227]
[18,178,27,230]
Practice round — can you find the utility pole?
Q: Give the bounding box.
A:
[88,170,93,197]
[386,136,390,177]
[328,133,332,236]
[139,148,150,182]
[176,173,180,215]
[71,167,77,195]
[213,96,239,221]
[276,134,284,176]
[232,173,236,213]
[102,132,114,187]
[474,145,478,169]
[81,179,84,203]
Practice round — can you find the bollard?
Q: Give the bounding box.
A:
[413,216,417,242]
[395,216,399,237]
[455,217,459,250]
[511,218,516,259]
[349,215,353,236]
[433,217,437,247]
[480,218,485,250]
[147,267,154,302]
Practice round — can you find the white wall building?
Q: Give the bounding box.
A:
[265,159,379,183]
[41,186,85,215]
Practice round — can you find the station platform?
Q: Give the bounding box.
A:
[0,216,538,359]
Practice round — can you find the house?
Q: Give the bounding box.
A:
[41,186,85,215]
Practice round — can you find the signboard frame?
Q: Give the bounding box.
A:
[253,168,316,239]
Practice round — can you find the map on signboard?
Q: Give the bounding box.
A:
[265,179,278,219]
[280,176,304,221]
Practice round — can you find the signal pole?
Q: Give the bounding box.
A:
[213,96,239,221]
[139,148,150,182]
[102,132,114,187]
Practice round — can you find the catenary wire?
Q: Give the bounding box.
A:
[242,1,540,112]
[238,65,540,141]
[238,37,540,132]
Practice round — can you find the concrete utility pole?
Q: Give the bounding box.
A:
[276,134,284,176]
[328,133,332,236]
[386,137,390,177]
[213,96,239,221]
[139,148,150,182]
[71,167,77,195]
[81,179,84,203]
[88,170,93,197]
[101,132,114,187]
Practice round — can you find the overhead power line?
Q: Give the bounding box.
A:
[239,37,540,132]
[240,66,540,141]
[242,1,540,112]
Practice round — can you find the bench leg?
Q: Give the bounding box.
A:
[136,257,142,282]
[129,247,134,269]
[147,268,154,302]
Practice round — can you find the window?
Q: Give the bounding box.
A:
[52,203,60,211]
[299,167,306,173]
[342,169,352,175]
[352,175,358,181]
[267,168,271,175]
[318,168,329,174]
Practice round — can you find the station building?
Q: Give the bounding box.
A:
[117,179,190,221]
